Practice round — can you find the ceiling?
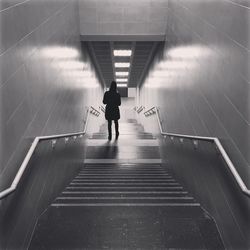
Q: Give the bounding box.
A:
[84,41,164,88]
[78,0,168,40]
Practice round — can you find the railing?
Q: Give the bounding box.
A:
[144,107,156,117]
[141,106,250,198]
[99,105,105,113]
[90,106,101,116]
[136,106,145,114]
[0,106,101,200]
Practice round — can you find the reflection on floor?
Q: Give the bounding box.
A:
[86,121,160,164]
[28,120,224,249]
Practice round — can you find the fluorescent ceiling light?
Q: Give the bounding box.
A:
[116,78,128,82]
[115,72,129,76]
[117,83,128,87]
[114,62,130,68]
[113,50,132,56]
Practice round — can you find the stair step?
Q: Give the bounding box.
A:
[56,197,194,201]
[66,186,184,190]
[72,179,176,182]
[80,168,166,171]
[83,164,162,167]
[51,203,200,207]
[79,169,168,174]
[61,191,189,197]
[79,168,166,174]
[75,176,173,180]
[69,182,180,186]
[53,197,196,205]
[77,174,171,176]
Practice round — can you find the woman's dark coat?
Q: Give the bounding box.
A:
[103,91,121,120]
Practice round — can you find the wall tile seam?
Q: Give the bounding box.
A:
[37,86,67,135]
[240,74,250,85]
[191,160,242,247]
[181,99,198,136]
[5,95,28,126]
[206,160,246,245]
[0,1,70,58]
[0,133,30,178]
[198,89,250,166]
[223,94,250,126]
[186,96,211,136]
[0,0,31,13]
[8,176,46,244]
[200,79,250,149]
[174,1,250,53]
[1,41,80,129]
[168,23,250,86]
[40,91,73,136]
[0,3,76,88]
[213,172,247,241]
[168,13,250,123]
[17,176,48,250]
[224,0,250,10]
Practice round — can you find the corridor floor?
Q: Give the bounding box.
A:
[85,121,161,164]
[28,120,224,249]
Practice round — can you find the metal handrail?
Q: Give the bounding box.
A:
[137,106,145,114]
[99,105,105,113]
[0,106,100,200]
[90,106,101,116]
[144,107,156,117]
[142,106,250,198]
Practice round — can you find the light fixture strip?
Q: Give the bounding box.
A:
[113,50,132,57]
[115,72,129,76]
[116,78,128,82]
[117,83,128,87]
[114,62,130,68]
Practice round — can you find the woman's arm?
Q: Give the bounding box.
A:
[103,92,107,104]
[117,93,121,106]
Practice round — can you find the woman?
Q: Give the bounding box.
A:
[103,81,121,140]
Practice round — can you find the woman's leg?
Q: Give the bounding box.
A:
[114,120,119,139]
[108,120,112,140]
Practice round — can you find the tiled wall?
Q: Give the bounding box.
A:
[139,0,250,185]
[0,0,103,190]
[78,0,168,36]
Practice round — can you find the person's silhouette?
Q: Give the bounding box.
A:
[103,81,121,140]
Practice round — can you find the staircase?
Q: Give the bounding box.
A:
[28,120,224,249]
[52,163,199,207]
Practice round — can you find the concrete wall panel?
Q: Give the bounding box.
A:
[0,0,104,191]
[139,0,250,185]
[78,0,168,36]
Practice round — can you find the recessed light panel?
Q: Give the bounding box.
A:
[114,62,130,68]
[115,72,129,76]
[116,78,128,82]
[113,50,132,56]
[117,83,128,87]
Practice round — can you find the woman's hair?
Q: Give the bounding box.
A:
[109,81,117,92]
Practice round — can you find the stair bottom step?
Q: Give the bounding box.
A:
[51,203,200,207]
[29,201,224,249]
